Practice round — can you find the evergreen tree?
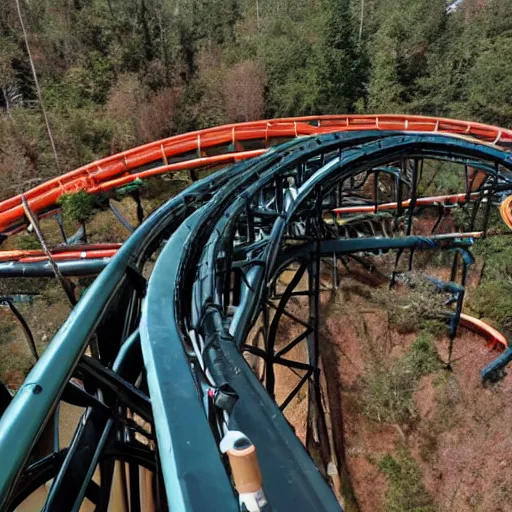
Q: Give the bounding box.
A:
[318,0,367,113]
[1,0,512,195]
[367,0,447,113]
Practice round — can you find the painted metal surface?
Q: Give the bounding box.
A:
[0,121,512,510]
[1,114,512,236]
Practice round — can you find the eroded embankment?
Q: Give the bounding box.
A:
[320,275,512,512]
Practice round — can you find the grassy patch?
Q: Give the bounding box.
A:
[15,233,42,251]
[0,320,35,387]
[0,277,49,296]
[432,372,463,431]
[0,346,34,387]
[0,297,68,387]
[377,449,437,512]
[0,317,15,341]
[467,280,512,338]
[363,332,441,424]
[419,319,447,339]
[467,235,512,338]
[403,332,442,375]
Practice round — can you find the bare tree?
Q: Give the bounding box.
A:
[224,60,266,123]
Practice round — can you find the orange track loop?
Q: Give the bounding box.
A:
[1,114,512,234]
[88,149,265,194]
[459,313,508,351]
[0,150,267,235]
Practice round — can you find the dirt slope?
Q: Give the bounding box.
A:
[321,280,512,512]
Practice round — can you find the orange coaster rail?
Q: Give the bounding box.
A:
[1,114,512,236]
[0,244,121,263]
[332,192,482,216]
[459,313,508,351]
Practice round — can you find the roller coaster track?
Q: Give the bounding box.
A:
[0,115,512,511]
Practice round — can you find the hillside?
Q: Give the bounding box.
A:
[1,0,512,200]
[1,1,512,510]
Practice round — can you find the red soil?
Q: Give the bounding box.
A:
[320,282,512,512]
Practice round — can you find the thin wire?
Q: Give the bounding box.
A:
[359,0,365,42]
[15,0,60,171]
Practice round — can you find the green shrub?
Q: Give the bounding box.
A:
[403,332,442,376]
[371,279,446,334]
[463,235,512,337]
[363,363,416,424]
[58,190,98,225]
[378,450,437,512]
[419,160,463,196]
[15,234,41,251]
[467,280,512,338]
[450,206,471,232]
[363,331,441,424]
[448,202,507,234]
[420,319,447,338]
[473,235,512,282]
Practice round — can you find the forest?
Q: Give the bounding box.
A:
[0,0,511,199]
[1,2,512,511]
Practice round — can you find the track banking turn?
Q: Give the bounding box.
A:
[0,116,512,510]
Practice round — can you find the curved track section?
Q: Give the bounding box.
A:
[1,119,512,511]
[2,114,512,236]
